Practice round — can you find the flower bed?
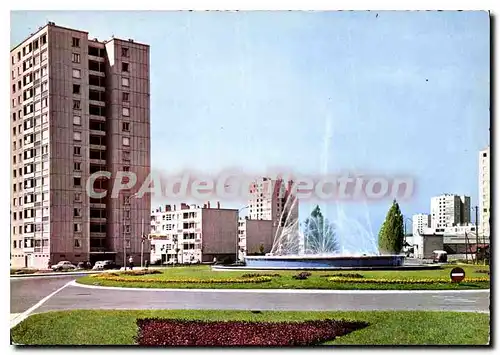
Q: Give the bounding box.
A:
[292,272,312,280]
[327,277,490,284]
[241,273,281,278]
[120,270,162,276]
[135,318,369,346]
[91,274,272,284]
[320,273,364,279]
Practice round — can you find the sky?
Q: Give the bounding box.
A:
[10,11,490,234]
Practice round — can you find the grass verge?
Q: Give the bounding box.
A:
[76,265,490,290]
[11,310,489,345]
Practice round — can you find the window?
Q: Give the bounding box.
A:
[41,66,48,77]
[41,50,47,62]
[13,184,16,192]
[122,77,130,87]
[73,115,81,125]
[74,193,82,202]
[74,146,81,156]
[122,62,129,72]
[73,100,81,110]
[40,34,47,45]
[72,53,80,63]
[74,239,81,248]
[33,40,39,50]
[74,208,82,217]
[41,97,48,108]
[72,69,81,78]
[122,107,130,116]
[122,92,129,102]
[41,81,48,92]
[122,122,130,131]
[74,162,81,171]
[122,151,130,161]
[73,177,81,187]
[124,195,131,205]
[123,166,130,172]
[126,239,131,248]
[72,37,80,47]
[122,137,130,146]
[124,225,131,233]
[12,84,16,93]
[13,127,16,135]
[74,223,82,232]
[73,84,80,94]
[73,132,82,141]
[122,47,129,57]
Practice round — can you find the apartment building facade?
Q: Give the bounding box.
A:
[10,22,150,268]
[412,213,431,236]
[238,177,298,259]
[149,203,238,264]
[479,146,490,238]
[430,194,471,229]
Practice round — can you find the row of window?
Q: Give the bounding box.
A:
[12,33,47,65]
[11,50,48,81]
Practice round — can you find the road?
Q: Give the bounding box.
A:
[11,275,490,327]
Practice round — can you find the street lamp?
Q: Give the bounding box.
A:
[237,205,250,262]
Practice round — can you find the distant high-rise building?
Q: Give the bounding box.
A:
[412,213,431,236]
[430,194,471,229]
[479,146,490,237]
[10,22,151,268]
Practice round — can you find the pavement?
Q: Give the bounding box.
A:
[10,274,490,329]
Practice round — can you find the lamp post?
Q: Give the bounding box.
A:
[237,206,250,262]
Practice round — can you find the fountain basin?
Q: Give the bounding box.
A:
[242,254,405,270]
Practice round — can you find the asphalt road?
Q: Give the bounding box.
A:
[11,275,490,317]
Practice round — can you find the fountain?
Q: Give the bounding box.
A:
[243,197,406,270]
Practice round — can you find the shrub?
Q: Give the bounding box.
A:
[10,268,38,275]
[135,318,369,346]
[320,273,364,279]
[292,272,312,280]
[241,273,281,278]
[475,269,490,275]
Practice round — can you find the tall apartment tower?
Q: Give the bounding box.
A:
[479,146,490,237]
[430,194,471,229]
[248,177,298,226]
[10,22,151,268]
[412,213,431,235]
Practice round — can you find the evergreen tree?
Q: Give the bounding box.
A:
[378,199,404,254]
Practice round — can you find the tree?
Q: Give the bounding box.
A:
[303,205,338,254]
[378,199,404,254]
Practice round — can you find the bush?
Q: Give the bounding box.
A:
[135,318,369,346]
[10,268,38,275]
[475,269,490,275]
[241,273,281,278]
[292,272,312,280]
[320,273,364,279]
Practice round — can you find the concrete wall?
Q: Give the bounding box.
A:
[201,208,238,261]
[245,219,275,255]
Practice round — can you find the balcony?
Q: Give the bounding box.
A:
[89,129,106,137]
[90,232,106,238]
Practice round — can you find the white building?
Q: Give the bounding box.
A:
[430,194,471,228]
[412,214,431,236]
[479,146,490,238]
[149,202,238,265]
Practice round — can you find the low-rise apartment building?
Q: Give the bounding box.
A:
[149,202,237,264]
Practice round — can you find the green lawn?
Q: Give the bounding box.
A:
[11,309,490,345]
[76,264,490,290]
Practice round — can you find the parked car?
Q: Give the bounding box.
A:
[52,261,76,271]
[92,260,117,270]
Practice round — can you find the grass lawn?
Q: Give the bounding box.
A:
[11,309,490,345]
[76,264,490,290]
